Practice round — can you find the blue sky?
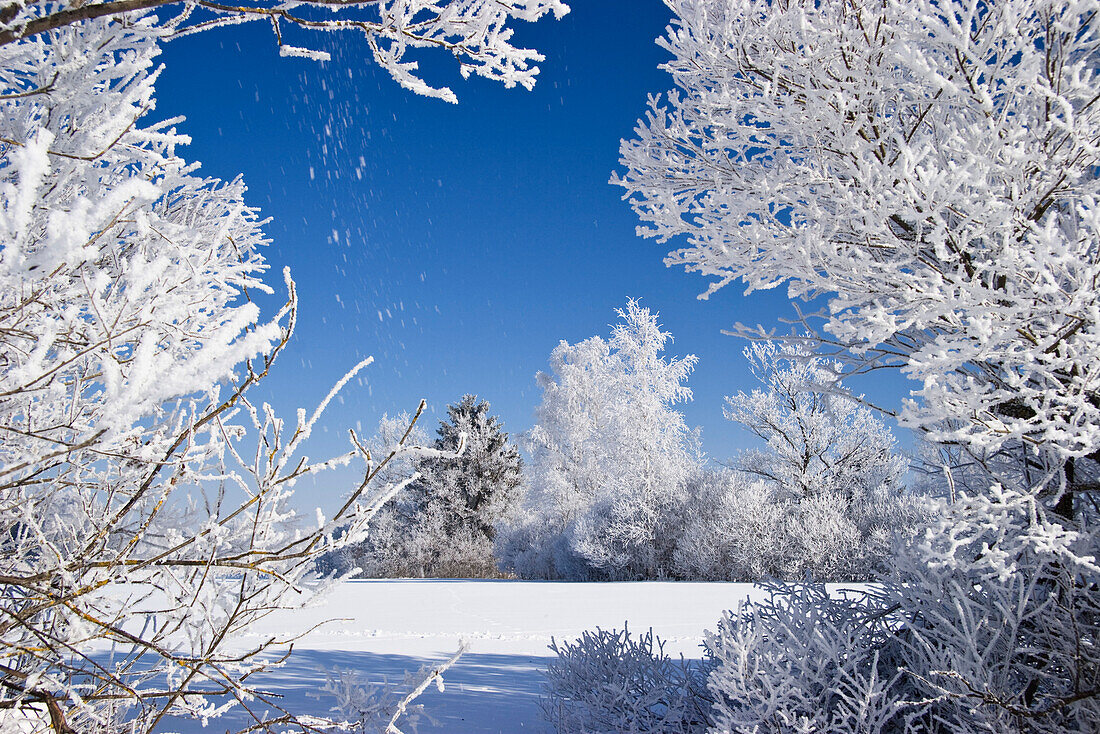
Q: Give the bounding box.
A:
[154,1,915,476]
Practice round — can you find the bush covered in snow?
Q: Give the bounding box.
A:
[704,583,910,734]
[674,469,925,582]
[698,486,1100,733]
[884,486,1100,732]
[542,625,713,734]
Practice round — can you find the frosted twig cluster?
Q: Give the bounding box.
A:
[0,0,570,102]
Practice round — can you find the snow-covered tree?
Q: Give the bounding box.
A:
[348,397,523,578]
[672,346,922,582]
[502,300,701,580]
[615,0,1100,510]
[725,343,906,503]
[610,1,1100,728]
[0,0,570,103]
[0,17,436,724]
[413,394,524,543]
[0,1,566,730]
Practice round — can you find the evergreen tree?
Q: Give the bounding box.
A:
[346,397,523,577]
[413,395,524,543]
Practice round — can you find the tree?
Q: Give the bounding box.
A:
[612,0,1100,727]
[725,342,906,503]
[347,396,524,578]
[674,343,922,581]
[414,394,524,544]
[0,2,566,730]
[501,300,701,580]
[615,0,1100,509]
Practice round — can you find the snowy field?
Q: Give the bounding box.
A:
[159,580,773,733]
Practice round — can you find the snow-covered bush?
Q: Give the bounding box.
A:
[354,501,506,579]
[675,471,925,582]
[0,2,567,730]
[694,483,1100,734]
[543,625,713,734]
[501,300,702,580]
[704,583,909,734]
[673,471,789,581]
[883,486,1100,732]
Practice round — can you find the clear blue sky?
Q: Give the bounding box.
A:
[154,1,915,479]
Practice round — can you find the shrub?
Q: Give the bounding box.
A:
[704,584,909,734]
[542,625,713,733]
[674,470,928,582]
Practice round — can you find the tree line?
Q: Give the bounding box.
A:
[336,304,925,584]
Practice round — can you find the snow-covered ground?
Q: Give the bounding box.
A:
[159,579,769,733]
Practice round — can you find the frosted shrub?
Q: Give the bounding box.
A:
[883,486,1100,732]
[673,473,793,580]
[543,625,713,734]
[357,505,504,578]
[674,472,925,582]
[702,487,1100,733]
[704,584,909,734]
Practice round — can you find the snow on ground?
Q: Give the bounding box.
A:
[159,579,772,733]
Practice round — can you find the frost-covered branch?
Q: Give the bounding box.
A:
[0,0,570,102]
